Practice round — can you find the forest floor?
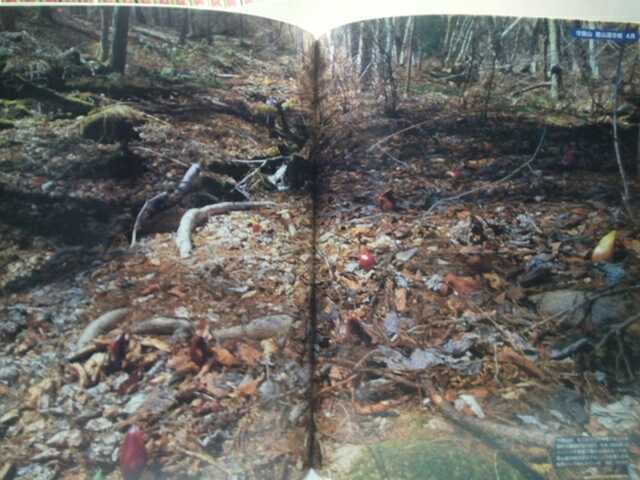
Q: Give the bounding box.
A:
[2,11,640,480]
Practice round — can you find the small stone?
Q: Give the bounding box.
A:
[85,417,113,432]
[395,248,417,263]
[41,181,55,193]
[123,392,147,416]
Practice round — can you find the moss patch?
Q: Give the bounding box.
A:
[342,439,529,480]
[76,104,145,143]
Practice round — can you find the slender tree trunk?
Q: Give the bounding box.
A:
[179,9,189,45]
[587,21,600,79]
[100,7,112,63]
[1,8,18,31]
[134,6,146,25]
[206,11,214,45]
[360,21,374,88]
[528,19,540,74]
[399,17,413,66]
[150,7,160,26]
[110,7,131,74]
[349,22,361,73]
[405,18,415,95]
[548,19,560,100]
[38,7,55,23]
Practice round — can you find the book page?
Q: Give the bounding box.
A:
[1,4,640,480]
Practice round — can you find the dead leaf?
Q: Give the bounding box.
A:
[260,338,277,364]
[445,273,481,295]
[483,272,504,290]
[234,376,263,398]
[168,286,186,298]
[212,347,237,367]
[237,343,262,367]
[394,288,408,311]
[140,337,172,353]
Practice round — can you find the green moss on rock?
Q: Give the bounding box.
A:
[76,104,145,143]
[341,440,530,480]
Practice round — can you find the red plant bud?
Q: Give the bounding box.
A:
[377,190,396,211]
[359,249,376,271]
[109,333,129,367]
[561,147,577,168]
[447,166,464,179]
[120,425,148,480]
[190,335,209,367]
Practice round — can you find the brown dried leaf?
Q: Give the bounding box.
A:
[483,272,504,290]
[394,288,408,312]
[234,376,262,398]
[140,337,172,353]
[445,273,481,295]
[237,343,262,367]
[212,347,237,367]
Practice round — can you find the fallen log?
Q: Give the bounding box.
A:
[76,308,130,350]
[176,201,277,258]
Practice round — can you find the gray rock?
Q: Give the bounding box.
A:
[0,364,19,384]
[530,289,639,329]
[47,429,83,449]
[85,417,113,432]
[123,391,147,415]
[395,248,417,263]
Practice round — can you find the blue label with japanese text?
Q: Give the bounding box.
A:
[572,28,639,42]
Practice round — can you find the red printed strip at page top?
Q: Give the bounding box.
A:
[1,0,639,37]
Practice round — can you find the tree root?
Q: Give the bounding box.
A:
[176,201,277,258]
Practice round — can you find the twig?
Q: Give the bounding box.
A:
[612,43,636,224]
[130,192,169,247]
[424,126,547,215]
[367,119,432,152]
[595,312,640,350]
[511,82,552,98]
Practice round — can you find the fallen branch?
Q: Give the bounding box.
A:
[511,81,551,98]
[132,314,294,341]
[130,164,200,247]
[76,308,130,350]
[133,317,193,335]
[130,192,169,247]
[176,201,277,258]
[215,314,294,341]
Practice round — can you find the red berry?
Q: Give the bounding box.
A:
[190,335,209,367]
[359,249,376,271]
[109,333,129,367]
[120,425,148,480]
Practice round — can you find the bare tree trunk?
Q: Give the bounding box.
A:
[548,18,560,100]
[360,21,374,89]
[399,17,413,66]
[1,7,18,31]
[349,22,361,72]
[206,11,214,45]
[38,7,55,23]
[150,7,160,26]
[179,9,189,45]
[134,6,146,26]
[110,6,131,74]
[527,20,541,74]
[405,18,415,95]
[100,7,112,63]
[587,21,600,79]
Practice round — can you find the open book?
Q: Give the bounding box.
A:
[1,2,640,479]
